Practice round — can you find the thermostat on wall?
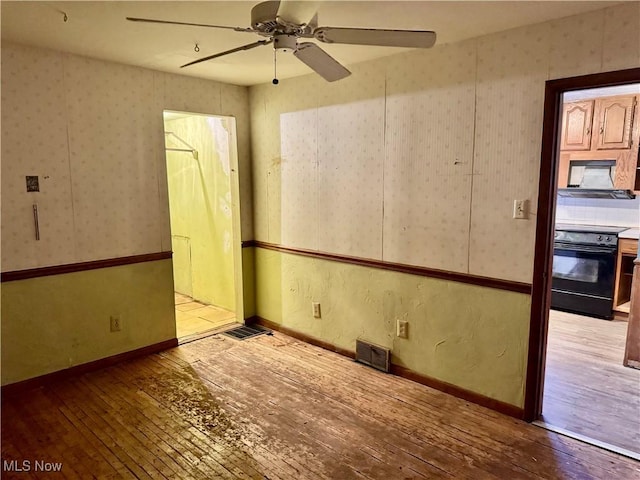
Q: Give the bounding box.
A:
[26,176,39,192]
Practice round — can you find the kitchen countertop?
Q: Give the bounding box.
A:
[619,228,640,240]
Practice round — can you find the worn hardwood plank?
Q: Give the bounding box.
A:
[2,330,639,479]
[543,310,640,455]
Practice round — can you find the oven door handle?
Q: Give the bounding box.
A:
[554,243,616,254]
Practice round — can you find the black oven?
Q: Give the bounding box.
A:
[551,224,627,319]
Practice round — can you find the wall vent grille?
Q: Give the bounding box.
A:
[355,339,390,373]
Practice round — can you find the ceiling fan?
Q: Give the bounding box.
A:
[127,1,436,83]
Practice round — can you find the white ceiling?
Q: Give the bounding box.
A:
[1,1,625,87]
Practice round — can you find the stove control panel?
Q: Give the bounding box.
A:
[554,230,619,247]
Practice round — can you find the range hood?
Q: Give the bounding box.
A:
[557,188,636,199]
[559,159,636,199]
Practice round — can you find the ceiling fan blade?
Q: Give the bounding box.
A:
[293,42,350,82]
[126,17,253,33]
[276,0,320,25]
[314,27,436,48]
[181,39,273,68]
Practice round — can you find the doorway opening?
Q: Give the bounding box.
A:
[163,111,244,342]
[525,68,640,459]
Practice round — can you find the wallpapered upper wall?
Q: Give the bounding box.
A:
[1,43,252,272]
[249,2,640,284]
[384,41,476,273]
[1,46,77,269]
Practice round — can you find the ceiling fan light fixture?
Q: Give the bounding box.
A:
[273,34,297,52]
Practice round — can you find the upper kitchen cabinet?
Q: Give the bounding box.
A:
[560,95,638,152]
[560,100,594,151]
[558,93,640,192]
[592,95,637,151]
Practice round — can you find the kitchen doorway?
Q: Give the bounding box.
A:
[525,68,640,458]
[163,111,244,342]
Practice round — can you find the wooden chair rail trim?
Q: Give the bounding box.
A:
[242,240,531,295]
[248,316,525,420]
[1,338,179,397]
[1,251,173,282]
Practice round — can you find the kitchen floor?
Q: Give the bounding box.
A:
[175,293,237,339]
[542,309,640,456]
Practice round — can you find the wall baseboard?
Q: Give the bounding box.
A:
[1,338,179,397]
[248,316,356,359]
[389,364,524,419]
[248,316,524,420]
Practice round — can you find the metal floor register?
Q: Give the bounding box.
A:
[222,324,271,340]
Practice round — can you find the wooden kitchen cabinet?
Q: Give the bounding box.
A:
[558,94,640,192]
[560,100,594,151]
[592,95,637,151]
[614,150,639,191]
[614,238,639,314]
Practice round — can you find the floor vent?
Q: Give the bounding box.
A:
[223,324,271,341]
[355,340,390,373]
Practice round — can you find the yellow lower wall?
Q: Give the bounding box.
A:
[255,248,531,407]
[1,259,176,386]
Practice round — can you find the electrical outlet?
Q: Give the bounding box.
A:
[513,199,528,219]
[397,320,408,339]
[110,315,122,332]
[312,302,321,318]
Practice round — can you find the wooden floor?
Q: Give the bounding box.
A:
[3,332,640,479]
[174,293,236,339]
[543,309,640,455]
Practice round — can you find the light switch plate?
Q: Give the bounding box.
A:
[513,199,528,219]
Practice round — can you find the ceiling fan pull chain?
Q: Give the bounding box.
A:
[272,48,279,85]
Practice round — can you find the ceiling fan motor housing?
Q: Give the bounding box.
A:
[251,1,281,35]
